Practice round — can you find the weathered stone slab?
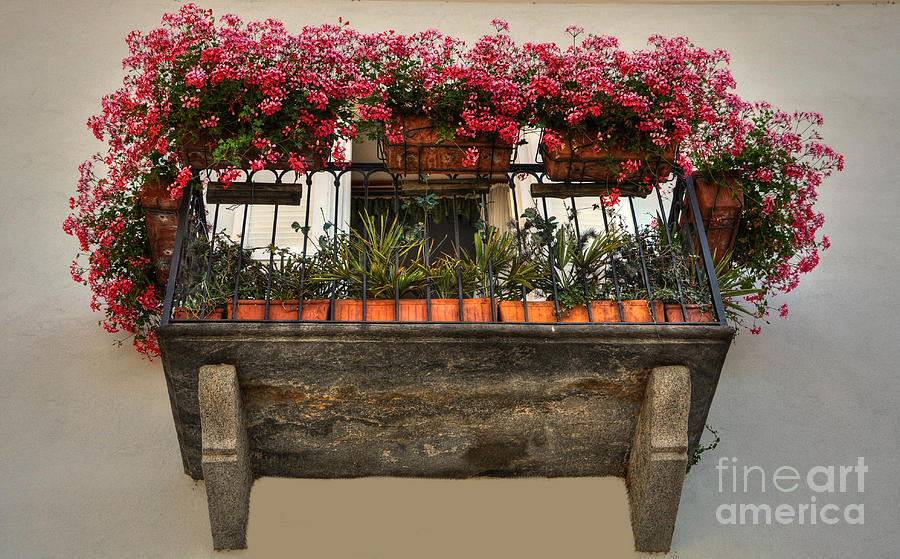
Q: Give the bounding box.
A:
[158,322,732,481]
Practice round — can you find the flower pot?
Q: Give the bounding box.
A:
[426,298,494,322]
[558,300,622,322]
[541,129,675,184]
[332,299,396,321]
[173,307,225,320]
[620,300,665,323]
[497,300,557,322]
[382,115,513,175]
[332,299,493,322]
[139,177,182,286]
[689,174,744,265]
[226,299,330,321]
[180,130,328,171]
[664,303,715,323]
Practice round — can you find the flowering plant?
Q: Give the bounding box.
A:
[527,30,738,180]
[65,5,373,357]
[112,4,371,192]
[64,162,162,356]
[357,20,530,148]
[684,102,844,332]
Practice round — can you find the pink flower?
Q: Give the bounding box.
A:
[491,19,510,33]
[565,25,584,39]
[462,147,480,168]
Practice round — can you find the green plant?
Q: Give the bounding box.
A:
[177,232,269,313]
[265,247,333,301]
[312,211,429,299]
[427,256,479,299]
[473,228,541,301]
[713,254,767,329]
[645,221,711,307]
[536,225,626,311]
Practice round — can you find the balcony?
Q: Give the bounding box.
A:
[157,157,734,552]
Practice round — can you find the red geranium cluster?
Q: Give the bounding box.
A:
[684,102,843,331]
[357,19,531,147]
[525,30,737,173]
[66,4,373,356]
[63,160,162,356]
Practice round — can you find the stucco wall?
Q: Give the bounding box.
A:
[1,1,898,557]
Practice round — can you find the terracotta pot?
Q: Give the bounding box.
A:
[497,301,558,323]
[664,303,715,323]
[542,129,675,183]
[383,114,513,175]
[620,300,666,323]
[426,298,494,322]
[225,299,330,321]
[689,174,744,265]
[558,300,622,322]
[139,177,182,286]
[332,299,395,321]
[332,299,493,322]
[173,307,224,320]
[180,130,328,171]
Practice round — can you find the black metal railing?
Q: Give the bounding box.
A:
[161,162,728,327]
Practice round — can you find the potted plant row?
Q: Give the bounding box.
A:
[173,232,331,321]
[175,205,735,325]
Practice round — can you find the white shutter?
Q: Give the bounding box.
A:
[229,142,353,259]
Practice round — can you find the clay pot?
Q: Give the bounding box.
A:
[620,300,666,323]
[664,303,715,323]
[225,299,330,321]
[332,299,494,322]
[426,298,494,322]
[383,114,513,175]
[331,299,396,321]
[180,130,327,171]
[139,177,182,286]
[173,307,225,320]
[497,301,558,323]
[689,174,744,265]
[558,300,622,322]
[542,129,675,183]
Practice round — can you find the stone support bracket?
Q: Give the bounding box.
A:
[199,364,252,550]
[627,365,691,553]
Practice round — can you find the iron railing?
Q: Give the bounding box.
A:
[161,161,728,327]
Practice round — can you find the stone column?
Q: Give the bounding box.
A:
[199,364,252,550]
[627,365,691,553]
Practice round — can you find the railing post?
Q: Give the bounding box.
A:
[683,174,729,326]
[160,182,194,326]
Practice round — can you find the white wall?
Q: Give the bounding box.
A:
[1,1,897,557]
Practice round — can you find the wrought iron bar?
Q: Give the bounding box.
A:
[684,174,728,326]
